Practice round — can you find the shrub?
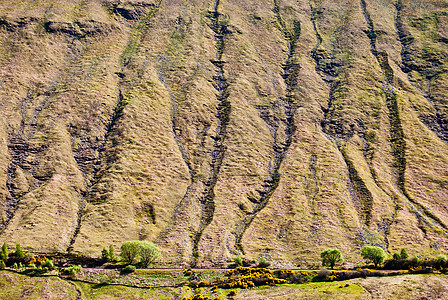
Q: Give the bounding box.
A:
[28,263,36,268]
[120,241,141,264]
[0,260,5,269]
[102,245,117,262]
[316,269,330,281]
[257,255,271,268]
[15,244,24,260]
[409,265,433,274]
[437,254,447,264]
[109,245,116,261]
[233,256,243,266]
[412,256,420,264]
[0,243,7,261]
[24,253,35,266]
[197,280,210,287]
[183,268,194,276]
[139,241,161,268]
[318,269,404,282]
[393,252,401,260]
[41,258,55,270]
[13,263,18,269]
[383,258,413,270]
[321,248,343,269]
[400,248,408,259]
[61,265,82,275]
[219,267,286,288]
[121,265,136,274]
[102,247,110,262]
[361,246,386,268]
[276,269,314,284]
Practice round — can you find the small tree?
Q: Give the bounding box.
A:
[109,245,116,262]
[400,248,408,259]
[393,252,401,260]
[257,255,271,268]
[321,248,343,269]
[120,241,141,264]
[102,247,110,261]
[361,246,386,268]
[139,241,161,268]
[0,260,5,269]
[15,244,24,260]
[233,256,243,266]
[412,256,420,264]
[1,243,8,261]
[437,254,447,264]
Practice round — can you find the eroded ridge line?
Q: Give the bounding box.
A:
[66,1,163,251]
[190,0,232,267]
[361,0,448,235]
[233,0,300,255]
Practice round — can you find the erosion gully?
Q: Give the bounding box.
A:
[395,0,448,143]
[155,0,231,267]
[1,36,85,234]
[233,0,300,255]
[360,0,448,238]
[191,0,232,266]
[309,0,374,228]
[67,1,163,251]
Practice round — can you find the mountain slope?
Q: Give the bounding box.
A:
[0,0,447,267]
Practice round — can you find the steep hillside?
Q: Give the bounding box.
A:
[0,0,447,267]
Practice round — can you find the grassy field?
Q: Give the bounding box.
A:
[1,270,447,299]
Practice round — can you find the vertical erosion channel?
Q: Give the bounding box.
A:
[233,0,300,254]
[66,1,163,251]
[191,0,231,266]
[395,0,448,143]
[2,35,87,233]
[361,0,447,235]
[310,0,374,226]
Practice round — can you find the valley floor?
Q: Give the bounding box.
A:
[1,270,447,299]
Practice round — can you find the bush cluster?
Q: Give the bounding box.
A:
[275,269,315,284]
[60,265,82,276]
[120,241,161,267]
[102,245,116,262]
[383,255,448,271]
[218,267,287,289]
[121,265,136,274]
[182,294,222,300]
[316,268,405,281]
[183,268,194,276]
